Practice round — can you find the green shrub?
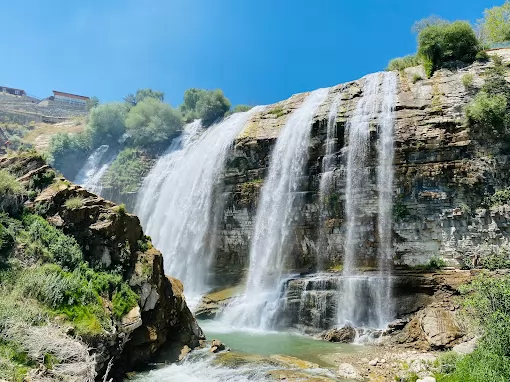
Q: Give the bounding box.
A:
[490,187,510,207]
[21,214,83,270]
[180,88,231,126]
[412,74,423,83]
[417,21,481,77]
[112,203,127,216]
[462,73,474,89]
[476,50,490,62]
[0,170,25,214]
[125,98,183,145]
[480,247,510,270]
[87,103,128,147]
[112,283,139,319]
[64,197,84,210]
[386,55,422,71]
[428,255,447,269]
[437,274,510,382]
[195,89,231,127]
[103,148,151,194]
[465,92,508,134]
[48,132,91,175]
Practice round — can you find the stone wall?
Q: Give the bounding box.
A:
[212,55,510,283]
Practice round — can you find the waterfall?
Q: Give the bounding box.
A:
[136,110,260,307]
[317,93,341,266]
[135,120,203,228]
[375,72,398,325]
[74,145,115,194]
[338,72,398,329]
[222,88,330,329]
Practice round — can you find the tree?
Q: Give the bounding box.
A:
[123,89,165,107]
[135,88,165,104]
[412,15,448,34]
[478,1,510,45]
[232,105,253,113]
[86,96,99,111]
[195,89,231,127]
[417,21,480,77]
[87,103,128,147]
[125,98,183,145]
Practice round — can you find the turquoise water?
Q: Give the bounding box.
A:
[132,321,362,381]
[199,320,362,367]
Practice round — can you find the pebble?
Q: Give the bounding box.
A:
[417,377,436,382]
[368,358,378,366]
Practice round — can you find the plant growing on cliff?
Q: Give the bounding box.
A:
[462,73,475,89]
[125,98,183,146]
[386,55,422,71]
[64,197,84,210]
[103,148,151,195]
[418,21,481,78]
[0,171,26,215]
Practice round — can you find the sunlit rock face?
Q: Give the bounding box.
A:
[214,57,510,286]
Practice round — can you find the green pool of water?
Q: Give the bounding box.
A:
[199,320,362,367]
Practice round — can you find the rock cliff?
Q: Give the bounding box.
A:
[213,51,510,284]
[0,153,203,380]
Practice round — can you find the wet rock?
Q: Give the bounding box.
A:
[322,325,356,343]
[337,363,363,380]
[178,345,191,361]
[210,339,226,353]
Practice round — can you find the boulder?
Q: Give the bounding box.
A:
[322,325,356,343]
[337,363,363,380]
[209,339,226,353]
[417,377,436,382]
[421,307,463,348]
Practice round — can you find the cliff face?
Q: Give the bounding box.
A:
[0,153,203,380]
[214,52,510,283]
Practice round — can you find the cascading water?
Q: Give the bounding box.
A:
[375,71,398,325]
[74,145,115,194]
[317,93,341,266]
[135,120,203,228]
[338,72,398,329]
[222,88,330,329]
[136,110,261,307]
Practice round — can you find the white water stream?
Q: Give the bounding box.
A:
[338,72,398,329]
[222,88,330,329]
[135,110,261,307]
[74,145,116,194]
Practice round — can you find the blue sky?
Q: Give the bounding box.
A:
[0,0,501,107]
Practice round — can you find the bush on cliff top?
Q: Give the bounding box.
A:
[478,1,510,45]
[125,98,183,146]
[418,21,480,77]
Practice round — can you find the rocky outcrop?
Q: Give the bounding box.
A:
[0,153,204,380]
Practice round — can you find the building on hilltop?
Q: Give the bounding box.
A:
[52,90,89,107]
[1,86,26,96]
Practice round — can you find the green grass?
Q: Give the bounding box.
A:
[462,73,475,89]
[268,106,286,118]
[112,283,139,319]
[386,55,422,71]
[64,196,84,210]
[0,170,25,214]
[0,340,34,382]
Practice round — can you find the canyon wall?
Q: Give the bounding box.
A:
[213,55,510,285]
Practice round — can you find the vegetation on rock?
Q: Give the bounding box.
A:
[437,274,510,381]
[478,1,510,45]
[103,148,151,194]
